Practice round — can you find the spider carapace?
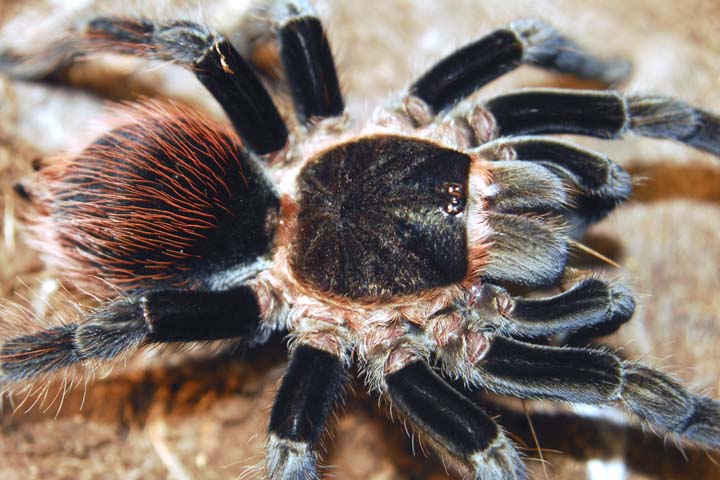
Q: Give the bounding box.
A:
[1,2,719,479]
[293,135,472,300]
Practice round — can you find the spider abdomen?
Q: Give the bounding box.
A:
[26,102,279,292]
[292,135,470,300]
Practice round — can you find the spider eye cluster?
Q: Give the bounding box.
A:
[444,182,465,215]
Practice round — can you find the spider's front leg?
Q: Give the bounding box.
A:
[478,90,720,156]
[373,277,635,480]
[464,134,634,288]
[406,17,630,119]
[465,277,635,340]
[422,85,720,157]
[384,18,720,157]
[432,281,719,450]
[422,282,718,480]
[474,137,632,228]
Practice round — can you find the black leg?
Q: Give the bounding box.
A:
[471,336,720,448]
[269,1,345,123]
[82,18,288,154]
[409,18,629,115]
[483,89,720,156]
[0,287,263,382]
[385,361,525,480]
[267,345,348,480]
[465,278,635,338]
[479,137,633,225]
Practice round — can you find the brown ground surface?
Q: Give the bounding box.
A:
[0,1,719,479]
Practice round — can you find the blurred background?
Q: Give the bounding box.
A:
[0,1,719,479]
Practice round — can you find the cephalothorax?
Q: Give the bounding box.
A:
[2,1,720,478]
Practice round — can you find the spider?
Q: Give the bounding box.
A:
[1,1,719,479]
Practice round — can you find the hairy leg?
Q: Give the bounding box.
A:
[78,17,289,154]
[263,0,346,123]
[266,345,348,480]
[385,360,525,480]
[476,137,632,226]
[408,18,629,116]
[462,278,635,339]
[478,90,720,156]
[0,287,264,382]
[465,336,720,448]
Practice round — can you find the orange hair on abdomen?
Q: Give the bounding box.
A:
[25,100,278,293]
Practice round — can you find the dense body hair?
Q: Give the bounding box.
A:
[24,102,278,292]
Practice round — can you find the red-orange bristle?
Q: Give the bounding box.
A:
[24,100,254,293]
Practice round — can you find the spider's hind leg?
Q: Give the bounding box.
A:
[0,287,265,383]
[0,16,290,155]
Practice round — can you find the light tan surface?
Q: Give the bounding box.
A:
[0,1,719,479]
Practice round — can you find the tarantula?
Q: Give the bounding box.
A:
[1,1,719,478]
